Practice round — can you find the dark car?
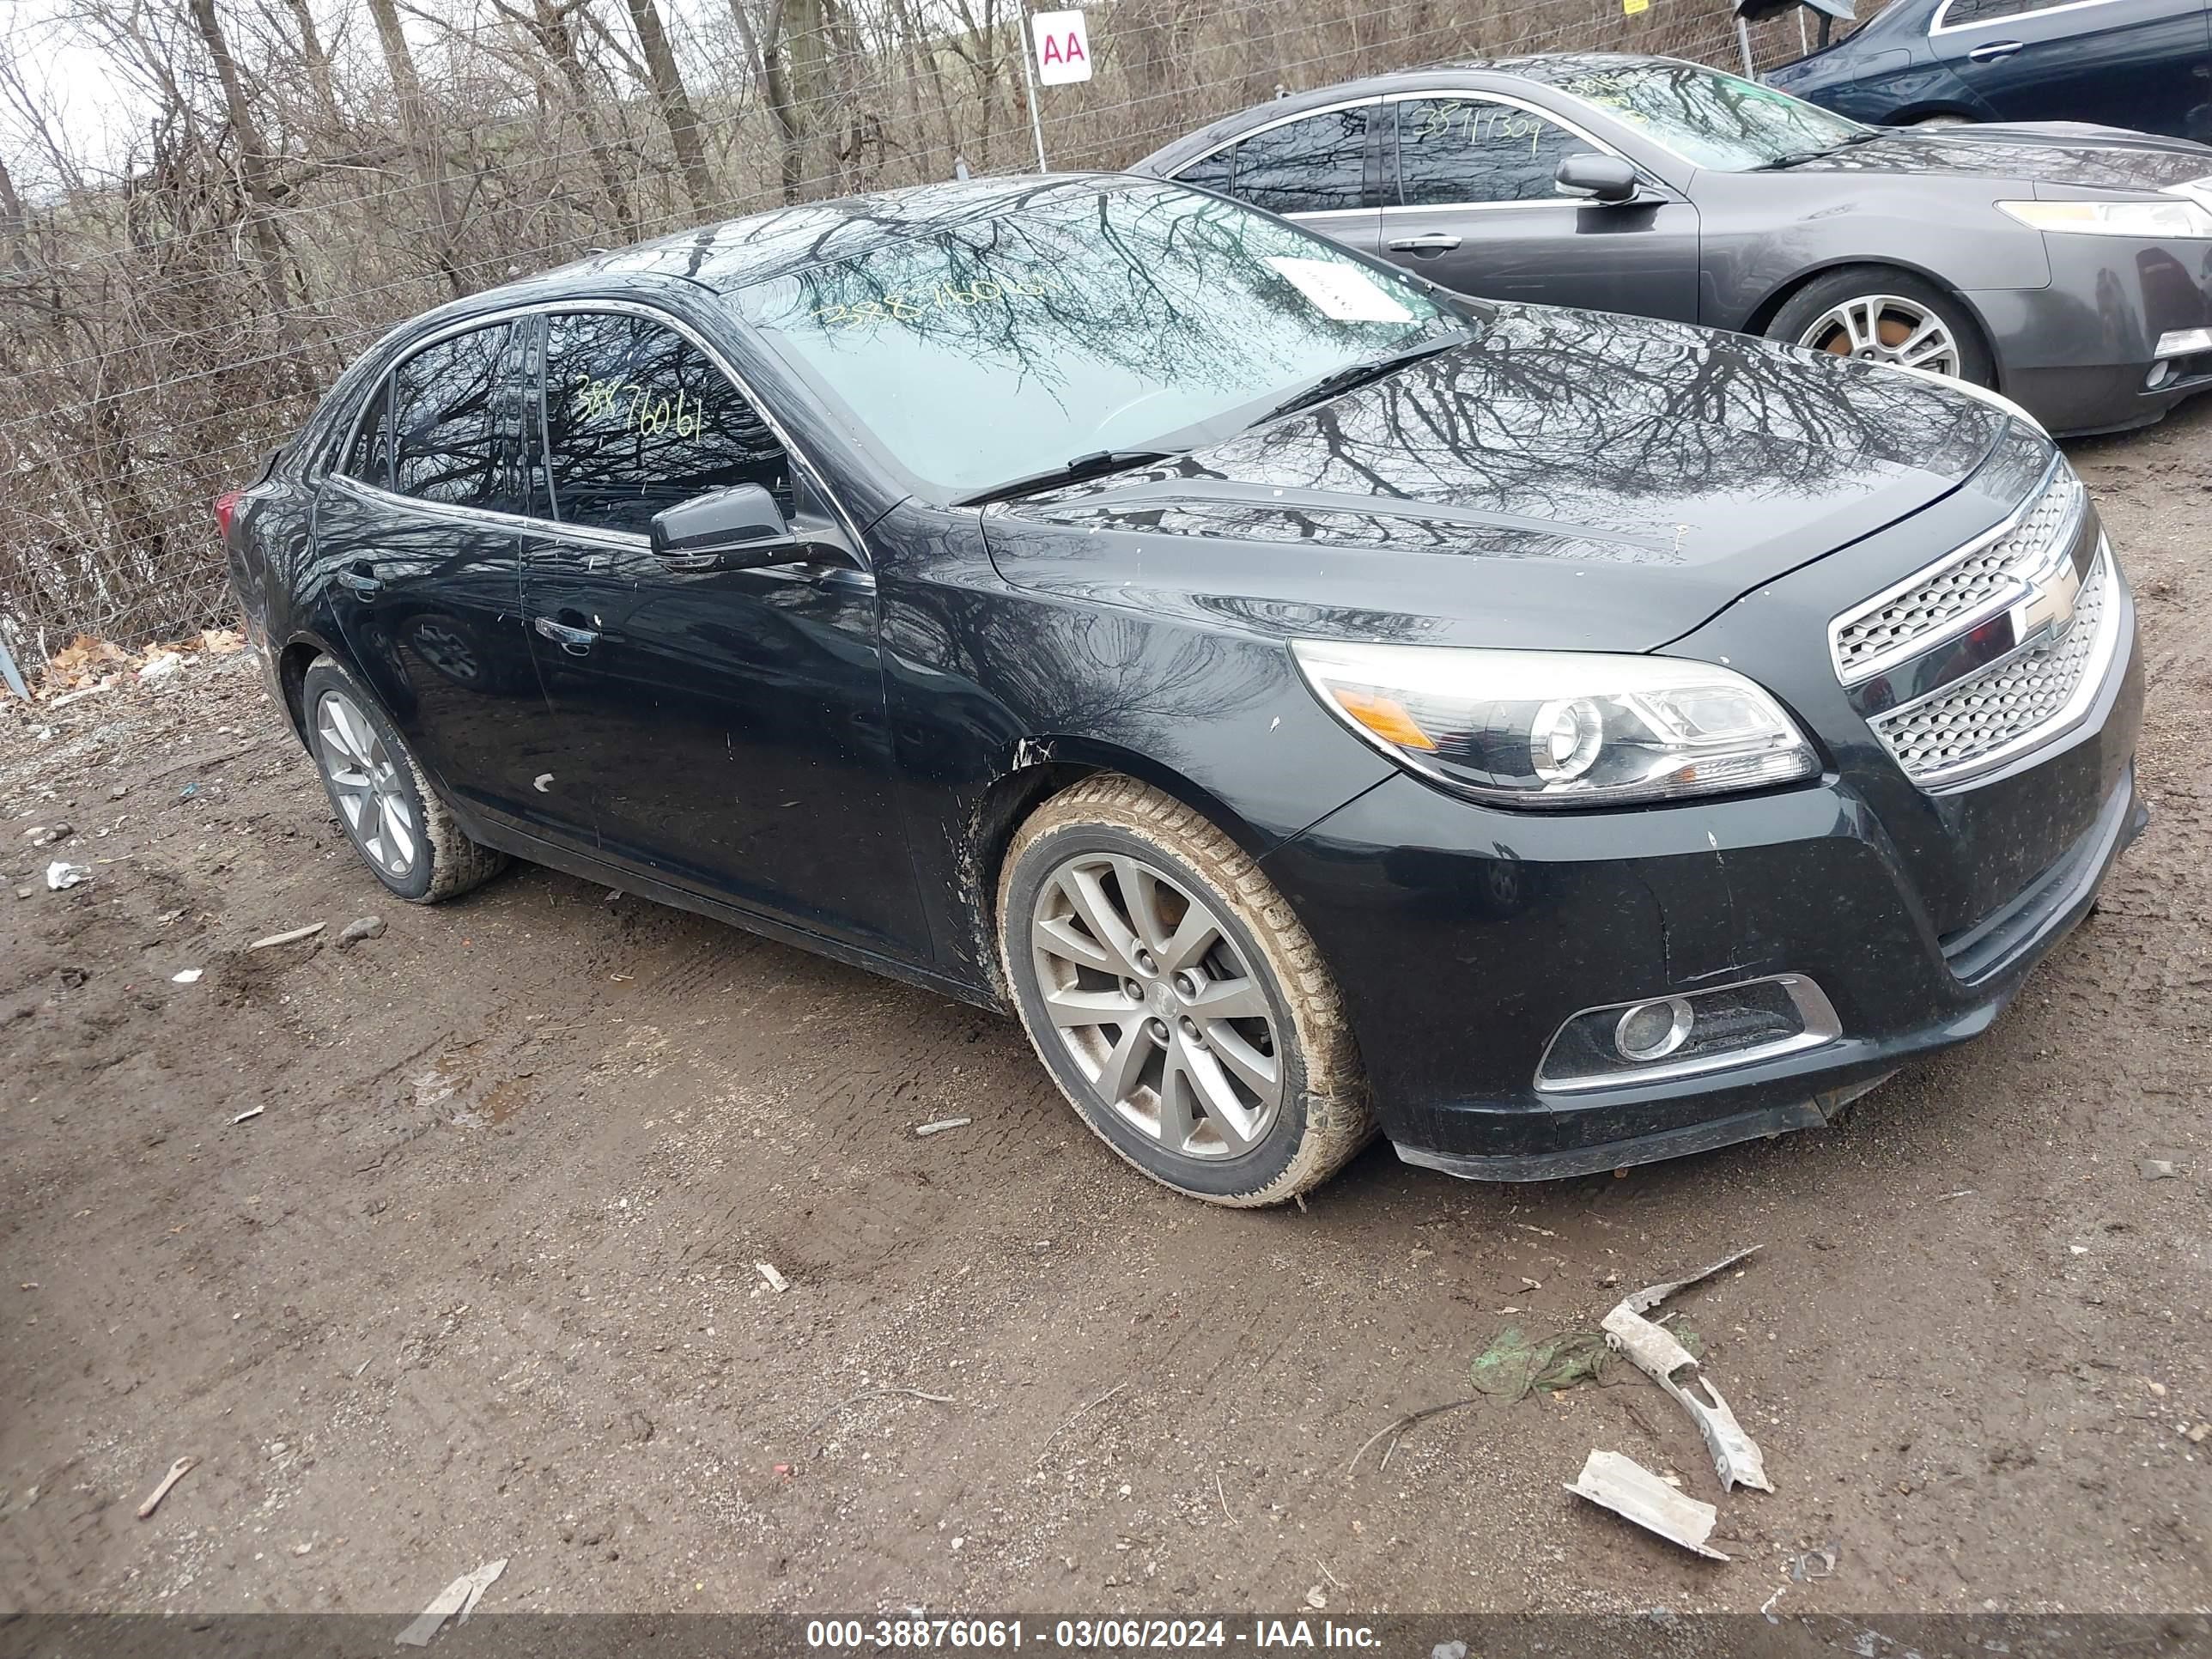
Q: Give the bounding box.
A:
[222,175,2144,1206]
[1765,0,2212,141]
[1131,54,2212,434]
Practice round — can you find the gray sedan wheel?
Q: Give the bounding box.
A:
[998,775,1373,1206]
[1767,265,1995,388]
[300,657,507,904]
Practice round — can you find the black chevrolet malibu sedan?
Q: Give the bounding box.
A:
[222,175,2145,1205]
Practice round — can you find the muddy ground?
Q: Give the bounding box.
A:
[3,403,2209,1625]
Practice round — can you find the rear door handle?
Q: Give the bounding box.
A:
[1966,39,2024,59]
[533,615,599,656]
[336,565,380,599]
[1388,233,1462,252]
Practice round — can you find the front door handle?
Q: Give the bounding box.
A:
[1388,232,1462,252]
[533,615,599,657]
[335,565,381,600]
[1966,38,2024,59]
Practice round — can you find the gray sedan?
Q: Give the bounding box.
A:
[1133,54,2212,434]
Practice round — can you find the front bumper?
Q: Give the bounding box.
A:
[1974,231,2212,434]
[1260,583,2145,1182]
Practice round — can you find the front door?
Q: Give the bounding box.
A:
[514,306,927,953]
[316,319,546,820]
[1376,94,1702,325]
[1931,0,2211,137]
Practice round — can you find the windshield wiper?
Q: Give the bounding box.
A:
[1753,129,1885,171]
[1252,333,1471,427]
[953,448,1180,508]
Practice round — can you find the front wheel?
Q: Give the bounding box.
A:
[998,775,1373,1206]
[1766,266,1995,387]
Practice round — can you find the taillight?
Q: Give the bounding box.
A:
[215,488,243,540]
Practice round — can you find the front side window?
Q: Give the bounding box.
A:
[1936,0,2060,27]
[1224,106,1372,215]
[541,312,788,536]
[732,180,1461,501]
[1395,98,1589,206]
[1553,61,1869,171]
[390,322,520,511]
[343,380,391,488]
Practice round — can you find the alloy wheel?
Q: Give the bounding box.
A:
[1798,295,1960,377]
[313,689,419,879]
[1028,851,1284,1160]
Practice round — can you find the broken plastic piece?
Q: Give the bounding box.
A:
[1564,1449,1729,1560]
[46,861,89,890]
[756,1261,790,1293]
[1603,1245,1773,1493]
[249,922,325,950]
[394,1557,507,1646]
[914,1117,971,1137]
[135,1455,196,1520]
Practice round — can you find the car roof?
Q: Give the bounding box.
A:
[1132,52,1687,173]
[414,173,1136,327]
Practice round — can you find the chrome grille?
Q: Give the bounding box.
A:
[1831,465,2084,684]
[1869,546,2112,786]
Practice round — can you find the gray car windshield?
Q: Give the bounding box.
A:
[731,182,1460,500]
[1554,62,1869,171]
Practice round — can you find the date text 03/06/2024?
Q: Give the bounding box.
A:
[803,1618,1385,1650]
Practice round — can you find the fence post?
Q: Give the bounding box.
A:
[1015,4,1050,172]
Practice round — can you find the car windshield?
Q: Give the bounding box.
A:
[1553,61,1870,171]
[729,181,1462,501]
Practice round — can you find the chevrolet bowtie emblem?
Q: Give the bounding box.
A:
[2014,555,2083,645]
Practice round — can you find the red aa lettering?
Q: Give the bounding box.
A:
[1064,33,1085,62]
[1042,33,1064,64]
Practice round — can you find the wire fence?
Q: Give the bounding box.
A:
[0,0,1840,657]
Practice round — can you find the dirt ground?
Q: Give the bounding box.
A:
[3,401,2210,1626]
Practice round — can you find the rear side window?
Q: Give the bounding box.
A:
[1395,99,1588,206]
[1220,106,1372,216]
[1174,146,1236,195]
[390,322,521,513]
[540,311,789,536]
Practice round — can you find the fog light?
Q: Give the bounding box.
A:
[1537,975,1842,1092]
[2147,359,2176,390]
[1614,997,1693,1061]
[2153,327,2212,356]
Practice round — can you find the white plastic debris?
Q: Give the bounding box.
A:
[1601,1245,1773,1494]
[45,861,89,890]
[135,1456,197,1520]
[232,1105,264,1125]
[394,1558,507,1647]
[249,922,325,950]
[1565,1449,1729,1559]
[914,1117,972,1137]
[755,1261,790,1294]
[137,652,185,683]
[172,969,204,985]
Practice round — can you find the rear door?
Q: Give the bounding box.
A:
[1375,93,1702,324]
[1172,100,1385,256]
[1929,0,2209,137]
[314,319,547,819]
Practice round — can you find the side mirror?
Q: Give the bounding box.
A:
[1554,153,1642,204]
[649,483,805,572]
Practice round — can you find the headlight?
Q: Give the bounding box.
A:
[1996,197,2212,239]
[1291,641,1820,807]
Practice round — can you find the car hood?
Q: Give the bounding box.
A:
[980,305,2015,653]
[1791,124,2212,191]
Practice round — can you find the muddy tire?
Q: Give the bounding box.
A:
[998,775,1373,1206]
[301,656,507,905]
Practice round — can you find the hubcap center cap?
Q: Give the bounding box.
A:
[1144,979,1175,1016]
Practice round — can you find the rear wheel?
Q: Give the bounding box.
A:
[1766,266,1995,386]
[301,657,507,904]
[998,775,1373,1206]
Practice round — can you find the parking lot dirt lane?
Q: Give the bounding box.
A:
[3,403,2209,1620]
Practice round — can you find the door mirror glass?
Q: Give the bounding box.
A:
[1554,152,1641,204]
[649,483,805,571]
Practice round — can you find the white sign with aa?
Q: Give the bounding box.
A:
[1031,9,1092,86]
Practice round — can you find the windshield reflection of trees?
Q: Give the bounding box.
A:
[729,180,1454,426]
